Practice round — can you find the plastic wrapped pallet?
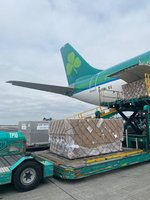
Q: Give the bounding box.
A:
[18,121,49,146]
[122,79,148,100]
[49,119,123,159]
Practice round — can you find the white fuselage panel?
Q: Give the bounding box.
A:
[73,79,126,105]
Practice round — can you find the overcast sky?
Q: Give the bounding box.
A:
[0,0,150,124]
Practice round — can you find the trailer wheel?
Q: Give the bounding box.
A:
[13,160,42,192]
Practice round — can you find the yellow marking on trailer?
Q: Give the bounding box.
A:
[64,168,74,172]
[86,149,144,164]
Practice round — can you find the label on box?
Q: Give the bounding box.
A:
[21,124,27,130]
[97,119,104,128]
[37,123,49,130]
[87,126,93,133]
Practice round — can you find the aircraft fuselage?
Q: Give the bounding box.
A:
[73,78,126,105]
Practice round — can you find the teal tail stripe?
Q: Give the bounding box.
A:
[61,43,102,85]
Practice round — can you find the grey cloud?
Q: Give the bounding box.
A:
[0,0,150,124]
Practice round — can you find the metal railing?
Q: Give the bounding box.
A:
[69,106,117,119]
[98,88,124,102]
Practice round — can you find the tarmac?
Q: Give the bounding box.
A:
[0,162,150,200]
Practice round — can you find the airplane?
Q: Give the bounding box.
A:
[7,43,150,106]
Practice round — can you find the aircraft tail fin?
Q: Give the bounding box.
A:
[60,43,102,85]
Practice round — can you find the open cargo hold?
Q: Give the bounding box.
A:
[18,121,49,147]
[49,119,123,159]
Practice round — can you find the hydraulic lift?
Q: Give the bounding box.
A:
[107,97,150,150]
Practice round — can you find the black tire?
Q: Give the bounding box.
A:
[13,160,42,192]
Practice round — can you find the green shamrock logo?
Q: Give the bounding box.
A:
[66,52,81,76]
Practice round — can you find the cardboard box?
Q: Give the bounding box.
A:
[49,119,123,159]
[122,79,148,100]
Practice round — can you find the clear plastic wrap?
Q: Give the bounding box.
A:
[122,79,148,100]
[49,119,123,159]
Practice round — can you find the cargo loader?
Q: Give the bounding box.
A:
[2,76,150,192]
[2,101,150,191]
[34,101,150,180]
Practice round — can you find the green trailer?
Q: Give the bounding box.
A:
[35,148,150,180]
[1,98,150,192]
[0,131,53,192]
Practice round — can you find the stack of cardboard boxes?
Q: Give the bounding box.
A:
[122,79,148,99]
[49,119,123,159]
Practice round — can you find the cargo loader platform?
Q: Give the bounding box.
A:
[34,149,150,180]
[34,103,150,180]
